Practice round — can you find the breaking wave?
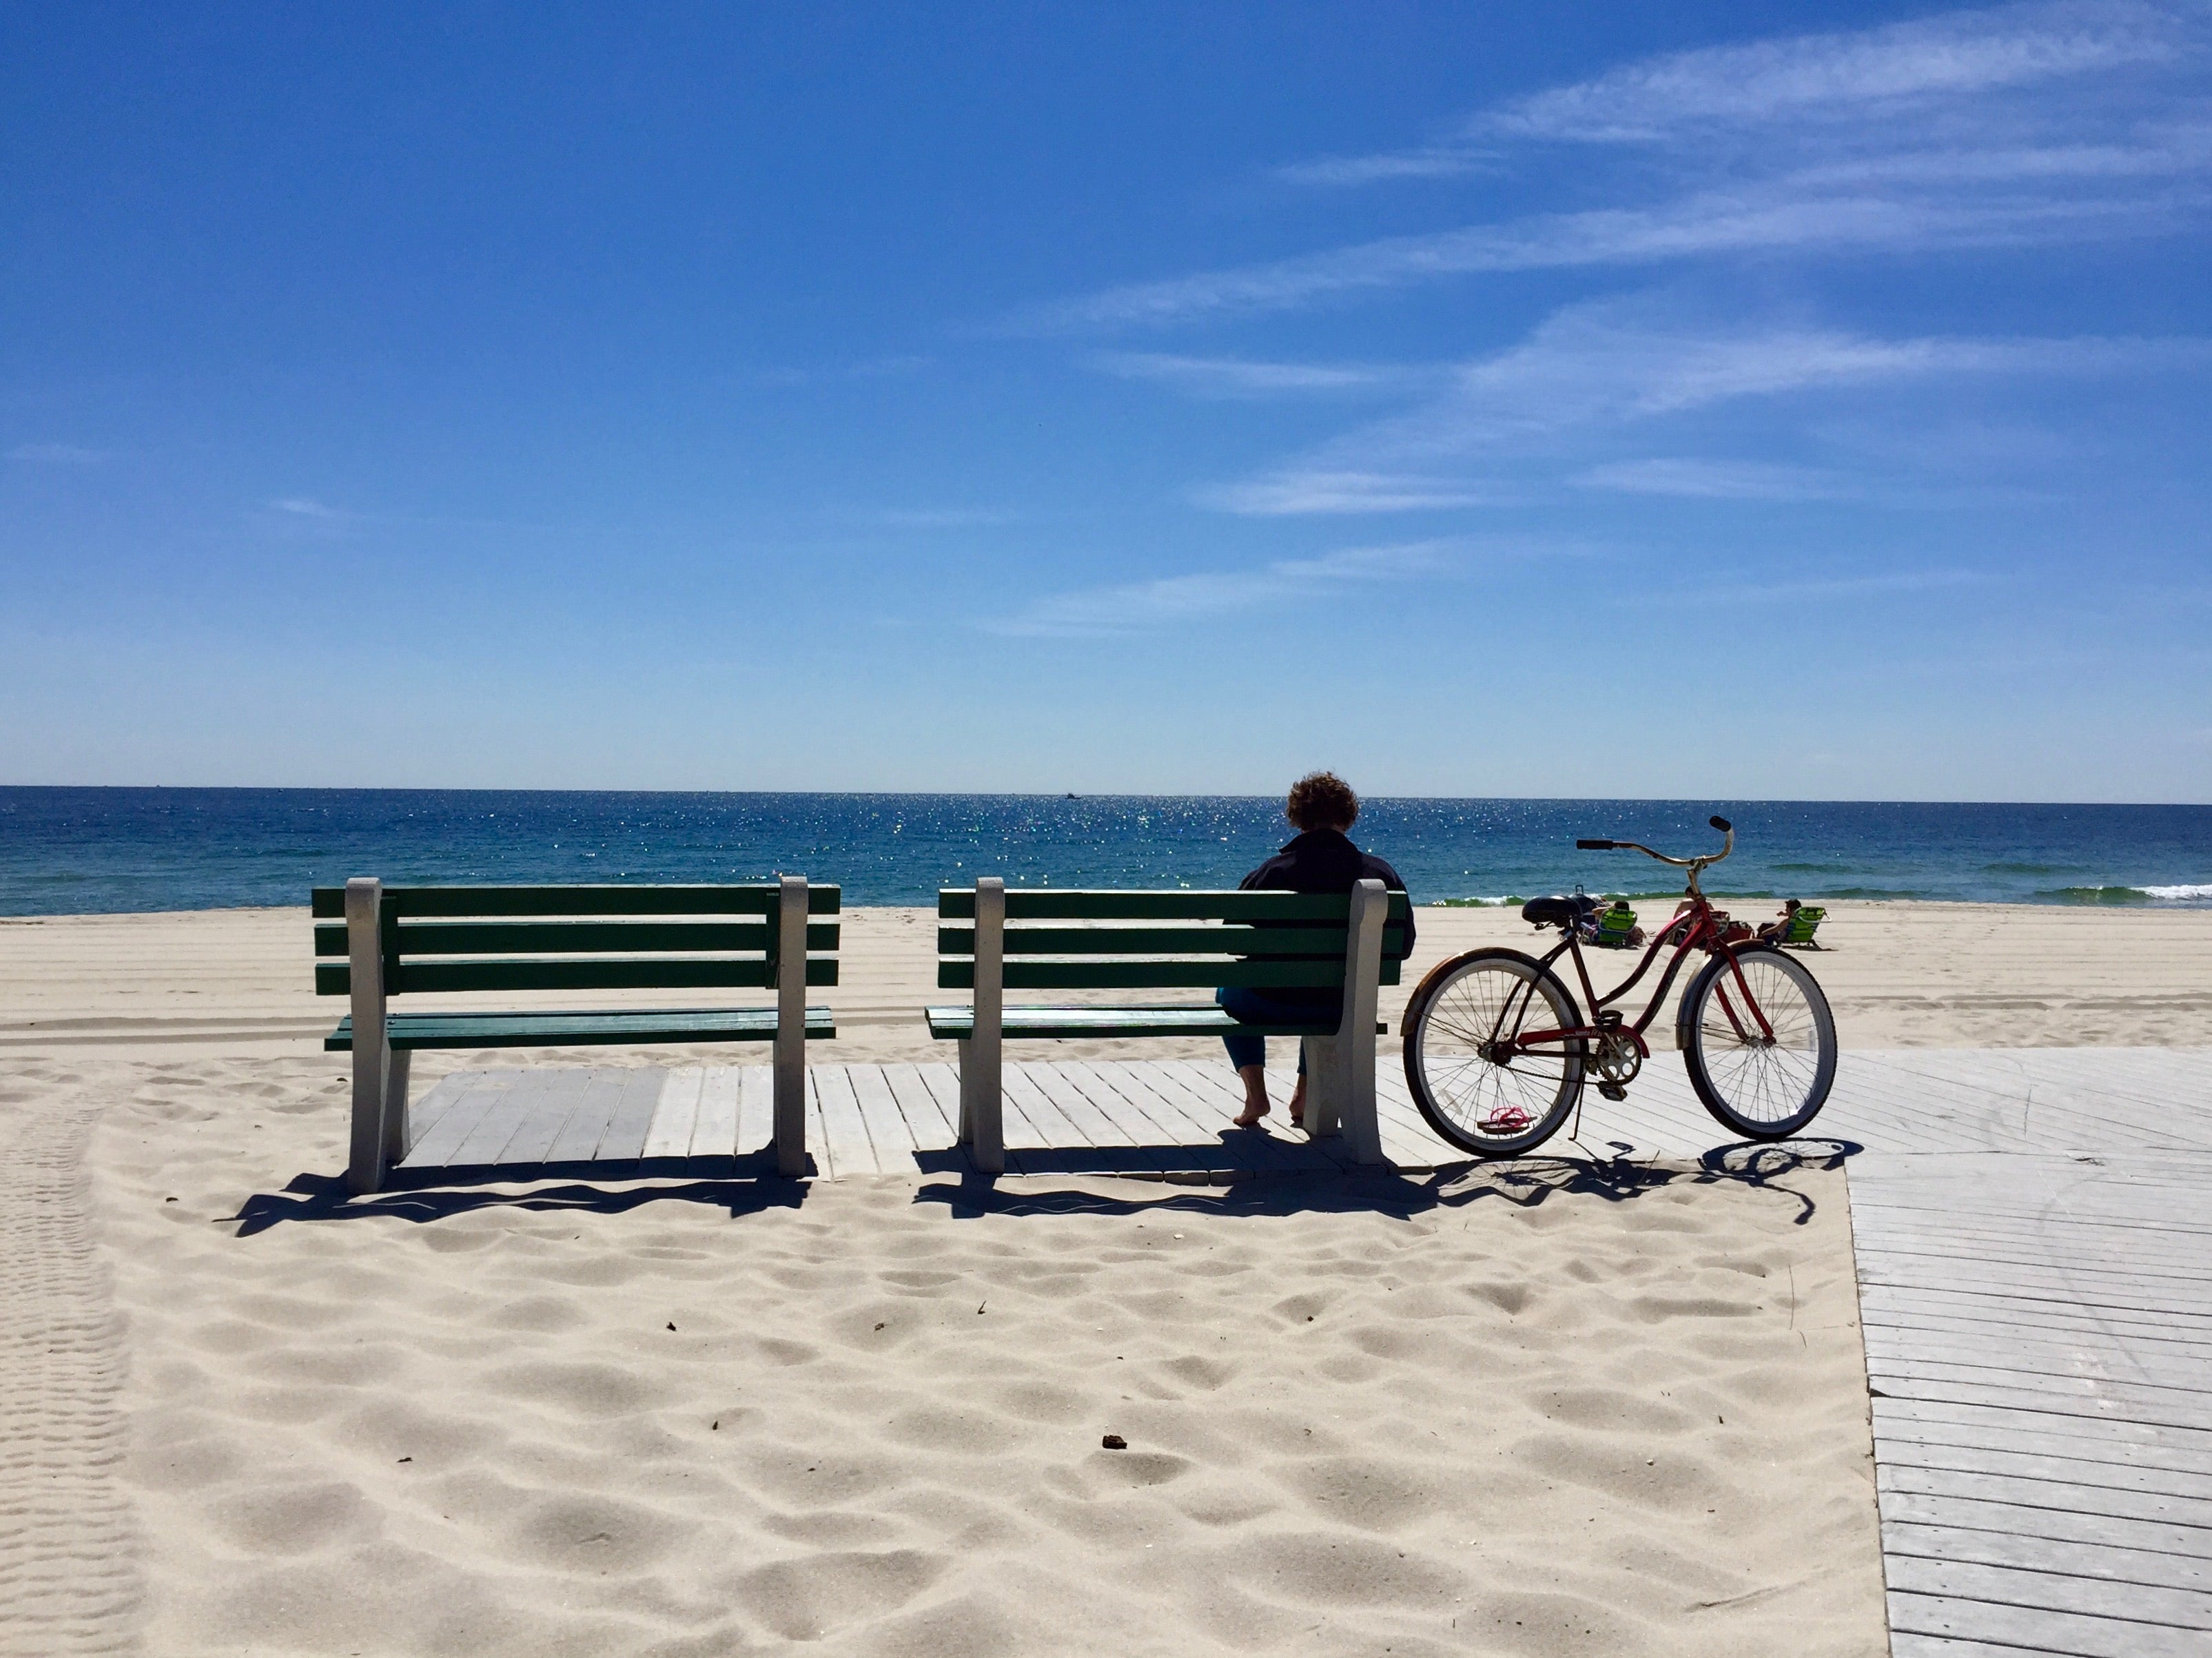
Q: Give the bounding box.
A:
[2042,883,2212,905]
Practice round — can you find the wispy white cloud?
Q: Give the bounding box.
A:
[1089,351,1434,397]
[1022,3,2212,329]
[1573,458,1856,501]
[1022,183,2189,329]
[1200,472,1504,516]
[1418,313,2211,444]
[1481,0,2186,142]
[1790,123,2212,187]
[1689,568,1989,604]
[1203,298,2212,513]
[986,540,1454,636]
[258,497,360,540]
[7,442,104,464]
[1280,1,2191,181]
[1276,148,1494,187]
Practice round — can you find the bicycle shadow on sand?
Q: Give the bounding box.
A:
[913,1137,1862,1227]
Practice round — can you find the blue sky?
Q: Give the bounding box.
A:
[3,1,2209,800]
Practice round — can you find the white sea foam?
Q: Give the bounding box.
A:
[2144,883,2212,901]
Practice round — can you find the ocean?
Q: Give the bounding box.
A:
[1,788,2206,916]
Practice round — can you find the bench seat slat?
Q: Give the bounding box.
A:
[314,919,841,957]
[925,1004,1386,1041]
[326,1007,836,1052]
[311,884,841,919]
[936,923,1406,958]
[938,888,1408,923]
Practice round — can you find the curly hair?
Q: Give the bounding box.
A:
[1285,771,1359,832]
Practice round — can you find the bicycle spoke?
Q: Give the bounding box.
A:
[1405,953,1583,1156]
[1688,954,1831,1134]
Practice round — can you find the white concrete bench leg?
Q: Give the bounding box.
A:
[959,877,1005,1174]
[1337,878,1387,1165]
[381,1050,412,1165]
[1302,1033,1345,1138]
[345,876,391,1195]
[774,874,809,1178]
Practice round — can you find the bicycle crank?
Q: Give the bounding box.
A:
[1592,1028,1644,1099]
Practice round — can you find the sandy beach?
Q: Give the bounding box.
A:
[5,899,2208,1654]
[9,897,2212,1066]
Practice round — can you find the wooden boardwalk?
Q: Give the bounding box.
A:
[395,1056,1442,1181]
[396,1046,2212,1656]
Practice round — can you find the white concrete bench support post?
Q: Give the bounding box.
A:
[345,876,393,1194]
[382,1051,413,1167]
[958,876,1007,1174]
[1299,878,1386,1165]
[774,874,809,1177]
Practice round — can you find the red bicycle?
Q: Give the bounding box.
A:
[1402,816,1837,1157]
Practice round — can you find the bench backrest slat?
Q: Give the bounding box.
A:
[311,884,841,999]
[309,884,841,919]
[935,887,1409,993]
[314,920,841,957]
[936,923,1404,959]
[938,959,1379,992]
[938,888,1406,922]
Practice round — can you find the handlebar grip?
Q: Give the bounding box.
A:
[1576,839,1616,850]
[1709,816,1732,833]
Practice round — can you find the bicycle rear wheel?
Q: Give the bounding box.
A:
[1402,949,1586,1157]
[1677,945,1836,1139]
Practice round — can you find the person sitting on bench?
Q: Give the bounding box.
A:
[1221,771,1414,1129]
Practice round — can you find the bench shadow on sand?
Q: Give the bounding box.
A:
[223,1137,1857,1236]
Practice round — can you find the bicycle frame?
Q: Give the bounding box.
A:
[1525,898,1772,1056]
[1491,826,1781,1062]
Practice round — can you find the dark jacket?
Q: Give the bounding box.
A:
[1238,828,1415,1005]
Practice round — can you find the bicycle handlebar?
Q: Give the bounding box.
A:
[1574,817,1736,891]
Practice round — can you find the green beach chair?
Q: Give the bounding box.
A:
[1594,900,1637,948]
[1780,905,1827,948]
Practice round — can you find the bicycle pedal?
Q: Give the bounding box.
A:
[1596,1083,1627,1101]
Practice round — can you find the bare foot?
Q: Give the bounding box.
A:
[1232,1063,1271,1128]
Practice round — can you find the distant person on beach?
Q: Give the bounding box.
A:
[1757,898,1803,943]
[1222,772,1413,1130]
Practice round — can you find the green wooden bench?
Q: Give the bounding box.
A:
[314,877,839,1191]
[928,878,1409,1173]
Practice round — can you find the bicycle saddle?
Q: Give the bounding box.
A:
[1522,894,1591,928]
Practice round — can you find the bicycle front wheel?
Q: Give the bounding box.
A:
[1677,945,1836,1139]
[1402,949,1586,1157]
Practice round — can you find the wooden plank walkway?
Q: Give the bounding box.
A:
[1579,1047,2212,1657]
[392,1045,2212,1656]
[1850,1151,2212,1658]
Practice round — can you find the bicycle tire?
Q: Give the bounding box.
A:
[1677,945,1836,1140]
[1402,949,1586,1158]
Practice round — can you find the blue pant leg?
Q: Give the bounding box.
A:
[1216,985,1267,1070]
[1217,986,1312,1074]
